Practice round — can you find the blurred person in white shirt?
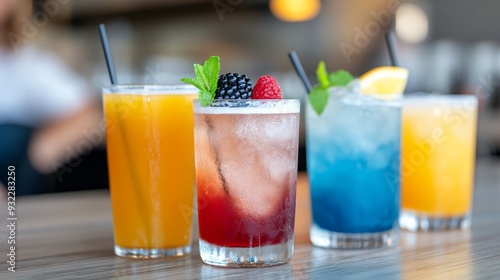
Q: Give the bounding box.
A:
[0,0,101,195]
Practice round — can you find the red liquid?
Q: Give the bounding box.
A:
[197,182,296,247]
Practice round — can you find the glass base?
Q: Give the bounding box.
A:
[199,239,293,267]
[114,245,191,259]
[310,224,399,249]
[399,210,471,231]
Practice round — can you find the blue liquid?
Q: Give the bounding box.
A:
[306,92,401,233]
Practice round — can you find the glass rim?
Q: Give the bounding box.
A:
[193,99,301,114]
[403,93,478,105]
[312,92,402,109]
[102,84,198,94]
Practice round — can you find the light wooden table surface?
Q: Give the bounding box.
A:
[1,160,499,279]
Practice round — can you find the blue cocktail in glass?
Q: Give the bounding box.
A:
[306,82,401,248]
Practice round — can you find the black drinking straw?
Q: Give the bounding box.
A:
[97,23,151,239]
[98,24,118,84]
[385,32,399,67]
[288,51,313,93]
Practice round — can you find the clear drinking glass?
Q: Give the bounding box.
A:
[306,85,402,248]
[400,94,478,231]
[102,85,197,258]
[193,99,300,267]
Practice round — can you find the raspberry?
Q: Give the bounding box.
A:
[215,73,253,100]
[252,75,282,99]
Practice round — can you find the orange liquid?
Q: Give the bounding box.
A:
[104,93,196,249]
[401,97,477,216]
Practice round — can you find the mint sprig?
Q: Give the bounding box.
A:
[329,70,354,87]
[317,61,329,88]
[309,86,329,115]
[309,61,354,115]
[181,56,220,106]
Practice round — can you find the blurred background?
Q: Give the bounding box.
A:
[0,0,499,195]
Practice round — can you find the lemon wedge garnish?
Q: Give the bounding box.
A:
[359,67,409,97]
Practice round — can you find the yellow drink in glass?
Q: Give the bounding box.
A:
[103,85,197,258]
[400,94,478,231]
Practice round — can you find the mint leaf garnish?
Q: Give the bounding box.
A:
[309,85,329,115]
[199,90,213,107]
[329,70,354,87]
[310,61,354,116]
[205,56,220,93]
[180,77,201,89]
[194,64,210,89]
[317,61,329,88]
[181,56,220,106]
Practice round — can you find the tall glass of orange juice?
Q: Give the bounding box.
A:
[400,94,478,231]
[102,85,197,258]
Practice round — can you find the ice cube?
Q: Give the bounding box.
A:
[260,146,294,183]
[263,115,297,144]
[214,136,278,217]
[222,157,289,218]
[203,113,298,218]
[195,115,227,198]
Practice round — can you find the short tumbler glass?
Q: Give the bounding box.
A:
[193,99,300,267]
[306,87,402,249]
[400,94,478,231]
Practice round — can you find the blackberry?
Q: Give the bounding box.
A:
[215,73,252,100]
